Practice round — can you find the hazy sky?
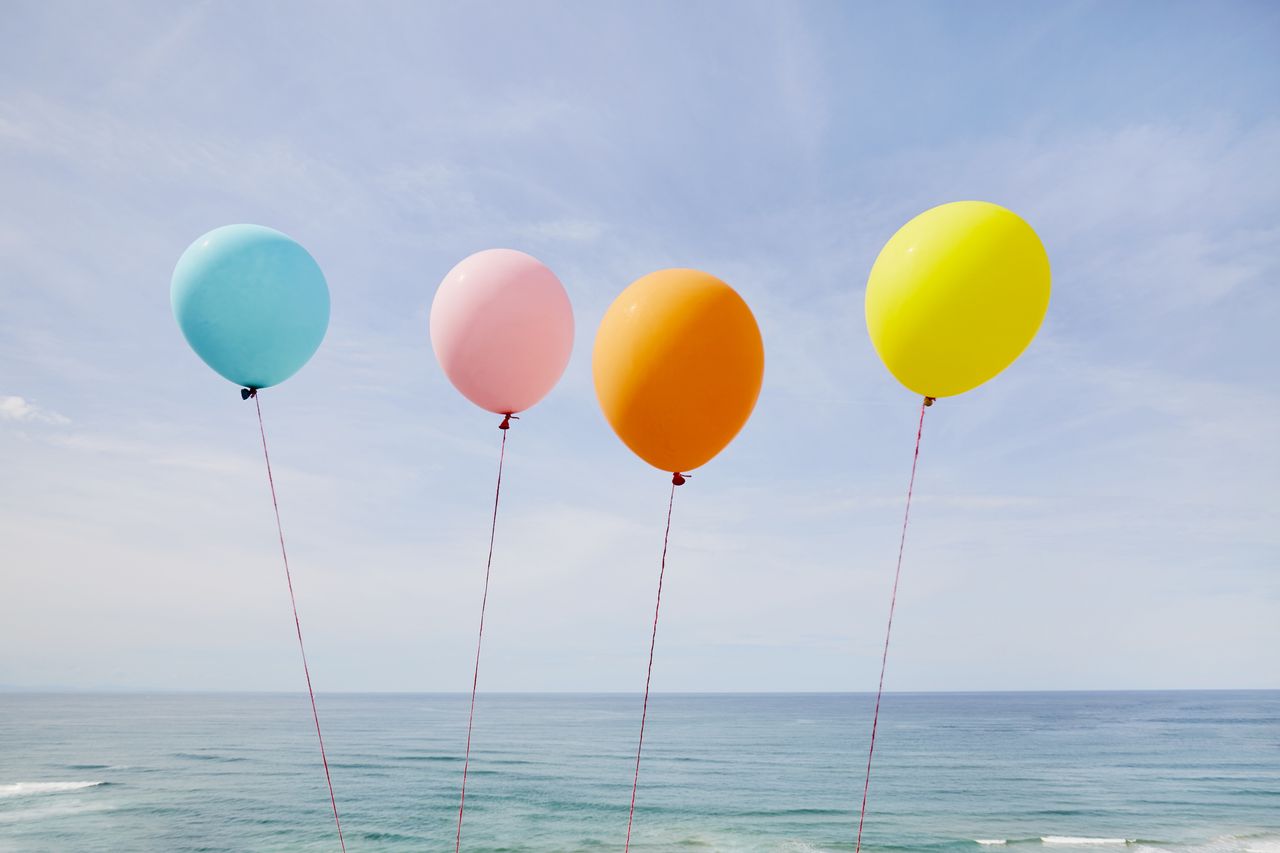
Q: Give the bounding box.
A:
[2,1,1277,692]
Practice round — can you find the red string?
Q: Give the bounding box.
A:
[456,418,510,853]
[855,398,928,853]
[253,394,346,853]
[624,476,681,852]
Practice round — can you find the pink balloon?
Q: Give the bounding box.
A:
[430,249,574,415]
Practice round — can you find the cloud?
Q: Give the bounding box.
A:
[0,395,69,425]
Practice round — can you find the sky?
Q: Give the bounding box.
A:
[1,1,1277,693]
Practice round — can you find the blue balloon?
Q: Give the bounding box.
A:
[172,224,330,389]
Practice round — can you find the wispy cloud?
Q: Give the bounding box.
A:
[0,395,69,425]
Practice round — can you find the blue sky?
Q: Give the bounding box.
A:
[1,1,1277,692]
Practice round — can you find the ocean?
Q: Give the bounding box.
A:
[0,691,1276,852]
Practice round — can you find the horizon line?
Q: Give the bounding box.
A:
[2,687,1276,696]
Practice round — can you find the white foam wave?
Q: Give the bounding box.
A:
[0,781,105,799]
[970,834,1280,853]
[1043,840,1132,847]
[0,799,113,825]
[1143,834,1280,853]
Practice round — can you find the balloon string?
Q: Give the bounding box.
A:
[855,398,928,853]
[456,418,510,853]
[624,476,681,852]
[254,394,346,853]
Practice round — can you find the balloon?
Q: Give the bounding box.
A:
[593,268,764,474]
[865,201,1050,398]
[430,249,574,415]
[171,224,330,390]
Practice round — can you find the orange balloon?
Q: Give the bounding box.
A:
[593,269,764,474]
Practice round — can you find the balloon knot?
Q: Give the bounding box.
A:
[499,413,518,430]
[241,387,257,400]
[672,472,687,486]
[923,396,935,407]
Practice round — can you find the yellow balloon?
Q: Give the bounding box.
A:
[865,201,1051,398]
[593,269,764,474]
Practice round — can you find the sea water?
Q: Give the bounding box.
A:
[0,692,1276,852]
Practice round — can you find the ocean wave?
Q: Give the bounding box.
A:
[172,752,246,763]
[1233,833,1280,853]
[0,781,106,799]
[962,834,1280,852]
[969,838,1131,849]
[1129,834,1280,853]
[1042,839,1132,846]
[0,799,115,826]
